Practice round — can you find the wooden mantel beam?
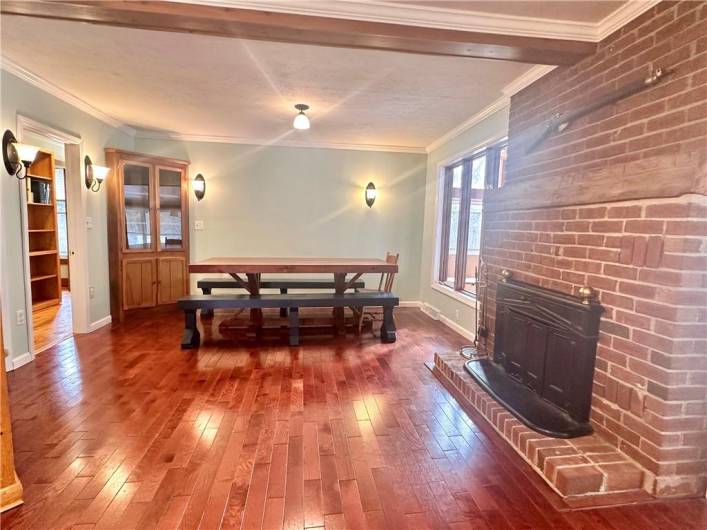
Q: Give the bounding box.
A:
[1,1,596,65]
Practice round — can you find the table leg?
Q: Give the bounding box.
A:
[246,273,263,337]
[380,305,396,343]
[279,288,288,318]
[200,286,214,318]
[334,273,346,336]
[181,309,200,349]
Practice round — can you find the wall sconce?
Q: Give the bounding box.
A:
[84,155,109,192]
[365,182,377,207]
[3,129,40,180]
[193,173,206,201]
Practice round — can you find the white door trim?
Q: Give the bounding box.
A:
[16,115,90,362]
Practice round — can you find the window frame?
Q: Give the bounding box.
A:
[55,166,69,259]
[434,137,507,299]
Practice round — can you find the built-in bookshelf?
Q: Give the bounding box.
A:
[26,151,62,311]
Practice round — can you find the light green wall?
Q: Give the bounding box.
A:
[1,70,427,365]
[3,66,493,364]
[1,71,134,361]
[418,107,510,336]
[134,138,427,302]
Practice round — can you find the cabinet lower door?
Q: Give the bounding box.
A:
[123,258,156,310]
[158,257,186,304]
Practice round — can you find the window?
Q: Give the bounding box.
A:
[55,167,69,258]
[437,139,507,296]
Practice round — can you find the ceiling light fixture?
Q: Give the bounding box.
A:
[293,104,310,130]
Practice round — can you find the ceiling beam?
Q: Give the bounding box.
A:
[1,1,596,65]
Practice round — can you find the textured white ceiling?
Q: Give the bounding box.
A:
[1,15,535,150]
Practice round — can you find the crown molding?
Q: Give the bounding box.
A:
[425,64,556,153]
[501,65,557,96]
[135,130,427,154]
[1,57,136,136]
[180,0,659,43]
[425,96,510,154]
[596,0,662,41]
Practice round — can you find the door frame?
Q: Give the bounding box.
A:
[16,115,90,357]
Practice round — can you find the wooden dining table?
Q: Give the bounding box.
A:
[188,257,399,334]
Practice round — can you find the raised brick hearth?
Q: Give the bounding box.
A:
[472,1,707,499]
[433,352,648,505]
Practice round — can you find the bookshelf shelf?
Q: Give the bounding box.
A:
[26,151,62,310]
[31,274,58,283]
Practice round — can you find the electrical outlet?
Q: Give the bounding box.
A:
[85,217,93,229]
[16,309,25,326]
[454,309,460,321]
[89,286,95,299]
[194,220,204,230]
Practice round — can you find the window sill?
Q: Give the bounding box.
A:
[430,282,477,308]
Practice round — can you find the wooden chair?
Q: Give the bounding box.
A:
[357,252,399,335]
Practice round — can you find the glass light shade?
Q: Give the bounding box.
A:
[193,173,206,201]
[365,182,377,207]
[16,143,40,164]
[92,165,110,182]
[293,112,310,130]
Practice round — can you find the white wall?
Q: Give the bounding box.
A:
[134,138,427,302]
[1,71,134,364]
[418,107,510,338]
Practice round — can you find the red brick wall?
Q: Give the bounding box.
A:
[481,1,706,498]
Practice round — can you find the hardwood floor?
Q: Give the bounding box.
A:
[33,290,73,353]
[2,306,705,529]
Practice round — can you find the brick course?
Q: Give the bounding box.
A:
[433,353,647,501]
[480,1,707,498]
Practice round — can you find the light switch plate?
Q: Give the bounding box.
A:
[85,217,93,229]
[194,220,204,230]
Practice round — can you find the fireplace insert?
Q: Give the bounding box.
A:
[465,273,602,438]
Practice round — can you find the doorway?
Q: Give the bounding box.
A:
[16,116,90,358]
[32,163,73,352]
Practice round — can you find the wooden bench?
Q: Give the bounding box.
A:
[196,278,366,316]
[178,292,398,348]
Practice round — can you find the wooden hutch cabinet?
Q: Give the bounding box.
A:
[105,149,190,323]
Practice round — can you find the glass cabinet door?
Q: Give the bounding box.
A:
[157,167,184,250]
[122,163,153,250]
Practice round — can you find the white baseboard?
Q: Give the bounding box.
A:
[88,315,112,332]
[399,301,422,308]
[439,314,476,341]
[9,351,33,371]
[420,302,476,341]
[421,302,440,320]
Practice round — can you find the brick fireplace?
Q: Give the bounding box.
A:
[436,1,706,500]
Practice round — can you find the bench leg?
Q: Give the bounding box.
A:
[181,309,201,349]
[279,288,288,318]
[380,305,396,343]
[288,307,300,347]
[200,287,214,317]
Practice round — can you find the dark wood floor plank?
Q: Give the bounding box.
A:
[1,306,705,530]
